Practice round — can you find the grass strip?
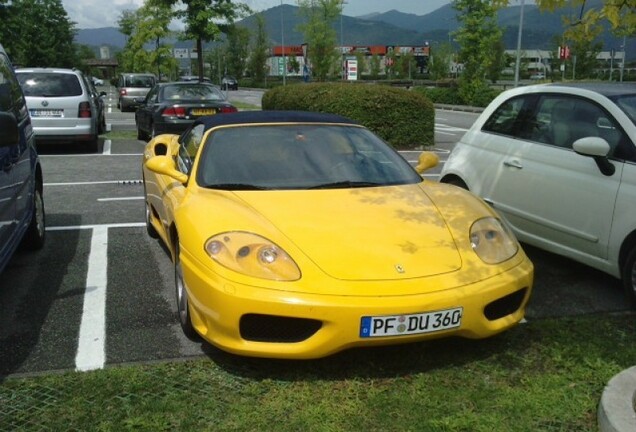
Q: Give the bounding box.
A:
[1,312,633,431]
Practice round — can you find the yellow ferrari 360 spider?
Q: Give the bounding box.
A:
[142,111,533,359]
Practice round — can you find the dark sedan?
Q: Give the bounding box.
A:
[135,82,237,141]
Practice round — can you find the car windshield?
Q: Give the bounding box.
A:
[612,94,636,125]
[17,73,82,97]
[162,84,224,101]
[196,124,422,190]
[124,75,155,88]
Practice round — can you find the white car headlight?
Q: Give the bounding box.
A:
[470,217,518,264]
[205,232,301,281]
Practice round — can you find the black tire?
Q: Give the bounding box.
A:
[144,190,159,239]
[86,137,99,153]
[443,177,469,190]
[98,113,106,135]
[623,247,636,309]
[137,124,147,141]
[175,240,198,339]
[22,185,45,250]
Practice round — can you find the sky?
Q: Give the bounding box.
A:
[62,0,451,30]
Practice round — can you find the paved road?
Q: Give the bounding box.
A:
[0,88,629,378]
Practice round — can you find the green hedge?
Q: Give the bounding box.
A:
[261,83,434,149]
[414,85,501,107]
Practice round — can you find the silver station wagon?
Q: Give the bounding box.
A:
[16,68,106,152]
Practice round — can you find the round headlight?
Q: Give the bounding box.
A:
[470,218,518,264]
[204,232,301,280]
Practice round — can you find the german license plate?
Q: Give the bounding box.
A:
[191,108,216,116]
[30,109,63,117]
[360,307,462,338]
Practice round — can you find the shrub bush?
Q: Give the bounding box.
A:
[414,84,501,107]
[262,82,434,149]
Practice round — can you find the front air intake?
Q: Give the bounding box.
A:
[240,314,322,343]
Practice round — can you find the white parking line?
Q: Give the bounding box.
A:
[102,139,112,155]
[47,222,145,231]
[45,180,142,187]
[97,196,144,202]
[75,226,108,372]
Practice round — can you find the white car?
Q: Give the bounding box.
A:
[439,83,636,307]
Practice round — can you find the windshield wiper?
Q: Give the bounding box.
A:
[309,181,381,190]
[203,183,270,190]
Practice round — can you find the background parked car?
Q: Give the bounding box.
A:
[135,81,237,141]
[0,44,45,274]
[439,83,636,306]
[221,75,238,90]
[16,67,106,152]
[91,76,104,86]
[179,75,212,83]
[117,73,156,112]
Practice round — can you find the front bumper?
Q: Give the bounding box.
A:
[180,248,534,359]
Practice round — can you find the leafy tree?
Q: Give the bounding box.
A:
[369,53,381,79]
[153,0,250,81]
[395,51,416,79]
[297,0,342,81]
[225,25,250,79]
[354,51,367,78]
[0,0,76,67]
[205,46,225,84]
[288,55,301,75]
[117,4,177,78]
[429,42,452,81]
[248,14,270,85]
[453,0,502,105]
[567,37,603,79]
[534,0,636,42]
[486,35,506,83]
[75,45,96,75]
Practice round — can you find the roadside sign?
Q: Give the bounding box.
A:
[346,59,358,81]
[174,48,189,59]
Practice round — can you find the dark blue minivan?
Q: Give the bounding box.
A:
[0,44,45,273]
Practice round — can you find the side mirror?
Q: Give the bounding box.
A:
[573,137,615,176]
[145,155,188,184]
[0,111,19,147]
[415,151,439,174]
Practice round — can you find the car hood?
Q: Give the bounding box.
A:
[231,184,462,281]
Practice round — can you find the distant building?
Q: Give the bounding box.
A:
[269,45,430,77]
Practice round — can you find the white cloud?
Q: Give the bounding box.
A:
[64,0,451,29]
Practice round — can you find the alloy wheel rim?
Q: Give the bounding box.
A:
[35,190,44,237]
[176,260,188,324]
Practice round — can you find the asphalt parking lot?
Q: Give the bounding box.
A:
[0,98,630,378]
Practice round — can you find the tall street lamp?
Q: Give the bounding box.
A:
[340,0,347,80]
[281,0,286,85]
[514,0,525,87]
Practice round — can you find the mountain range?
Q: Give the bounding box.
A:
[76,1,633,58]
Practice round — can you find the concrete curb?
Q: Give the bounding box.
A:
[598,366,636,432]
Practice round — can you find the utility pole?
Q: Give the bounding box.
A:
[281,0,286,85]
[513,0,525,87]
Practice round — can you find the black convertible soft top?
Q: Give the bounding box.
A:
[195,110,358,131]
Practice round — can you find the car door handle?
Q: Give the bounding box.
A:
[503,159,523,169]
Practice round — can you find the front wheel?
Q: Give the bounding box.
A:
[623,247,636,309]
[441,177,469,190]
[144,189,159,239]
[22,186,45,250]
[175,240,198,339]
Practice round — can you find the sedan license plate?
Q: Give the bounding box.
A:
[191,108,216,116]
[360,307,462,338]
[30,109,63,117]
